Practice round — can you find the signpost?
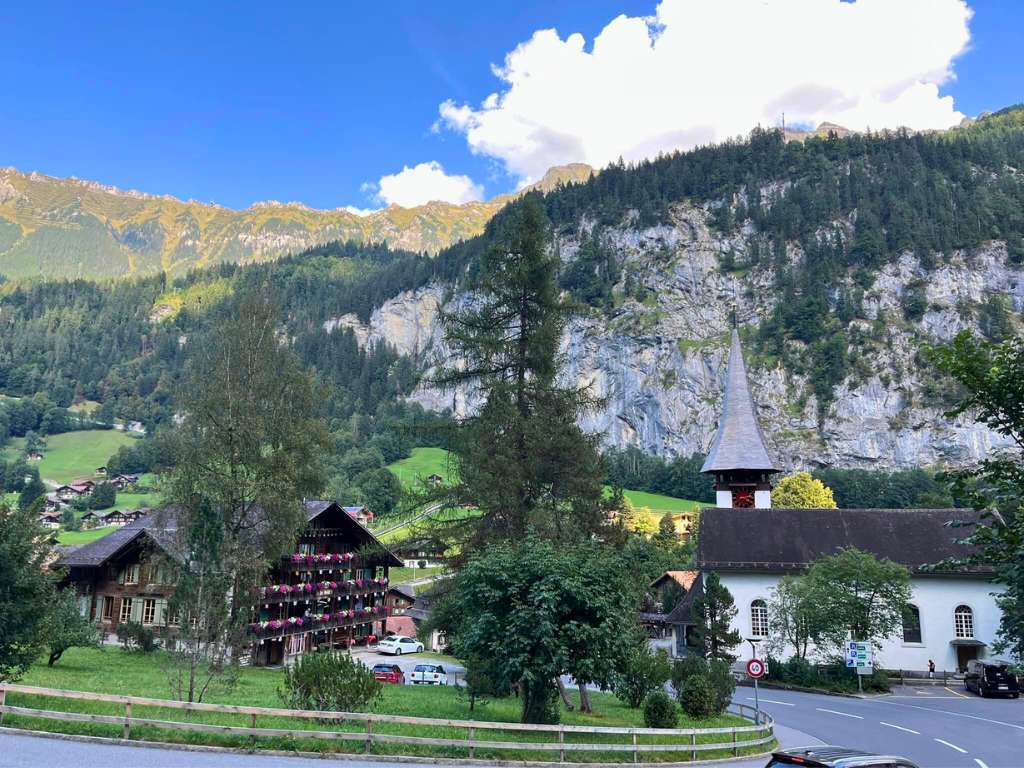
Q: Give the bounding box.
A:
[846,641,873,693]
[746,639,767,721]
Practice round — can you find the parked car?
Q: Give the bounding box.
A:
[410,663,448,685]
[377,635,424,656]
[371,663,405,685]
[766,747,919,768]
[965,660,1020,698]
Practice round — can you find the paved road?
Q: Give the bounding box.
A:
[734,682,1023,767]
[1,683,1020,768]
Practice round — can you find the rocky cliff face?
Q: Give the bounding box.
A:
[326,204,1022,470]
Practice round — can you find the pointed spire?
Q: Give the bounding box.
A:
[701,329,779,474]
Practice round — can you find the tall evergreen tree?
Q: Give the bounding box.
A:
[693,573,742,663]
[435,195,609,552]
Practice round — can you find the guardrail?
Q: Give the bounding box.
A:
[0,684,774,763]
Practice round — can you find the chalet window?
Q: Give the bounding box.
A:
[167,608,180,626]
[119,598,134,624]
[120,564,140,585]
[101,596,114,621]
[750,599,769,638]
[142,598,156,626]
[954,605,974,639]
[902,604,922,644]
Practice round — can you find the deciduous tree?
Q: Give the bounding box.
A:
[0,505,54,680]
[772,472,837,509]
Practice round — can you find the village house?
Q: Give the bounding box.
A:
[391,536,447,569]
[55,480,94,501]
[95,466,108,477]
[665,329,1005,674]
[109,473,140,490]
[342,505,374,526]
[37,511,62,529]
[58,500,402,666]
[44,493,68,514]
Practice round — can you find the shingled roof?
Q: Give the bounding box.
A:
[57,512,178,568]
[701,329,779,474]
[698,507,989,575]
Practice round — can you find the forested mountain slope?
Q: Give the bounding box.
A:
[2,108,1023,470]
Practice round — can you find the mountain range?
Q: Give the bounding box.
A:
[0,163,593,280]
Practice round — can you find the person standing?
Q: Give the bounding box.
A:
[928,659,935,679]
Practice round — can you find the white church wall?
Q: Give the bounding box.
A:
[719,572,1005,673]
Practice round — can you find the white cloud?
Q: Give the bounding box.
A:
[340,205,380,217]
[438,0,972,185]
[370,161,484,208]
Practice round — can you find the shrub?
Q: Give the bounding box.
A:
[707,660,736,715]
[612,646,672,708]
[679,673,719,719]
[280,651,381,713]
[671,654,707,701]
[642,689,678,728]
[117,622,156,653]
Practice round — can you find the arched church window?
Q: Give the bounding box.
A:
[750,599,769,638]
[902,604,922,644]
[954,605,974,639]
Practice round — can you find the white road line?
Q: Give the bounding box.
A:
[746,697,795,706]
[876,699,1024,731]
[974,760,990,768]
[879,721,920,735]
[816,707,863,719]
[934,738,968,754]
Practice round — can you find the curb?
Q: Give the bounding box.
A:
[0,725,776,768]
[737,680,868,699]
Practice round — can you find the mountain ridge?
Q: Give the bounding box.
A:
[0,163,593,280]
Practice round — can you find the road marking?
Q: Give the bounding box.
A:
[746,697,795,706]
[815,707,863,719]
[975,760,990,768]
[879,721,920,735]
[934,738,968,754]
[876,699,1024,731]
[945,686,969,698]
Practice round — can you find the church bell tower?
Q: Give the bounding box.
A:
[701,329,780,508]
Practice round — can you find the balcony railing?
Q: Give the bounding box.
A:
[259,578,388,602]
[249,605,390,639]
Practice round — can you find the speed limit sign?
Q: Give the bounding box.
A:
[746,658,767,679]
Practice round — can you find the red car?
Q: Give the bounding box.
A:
[372,663,405,685]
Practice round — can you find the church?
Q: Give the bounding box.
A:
[666,329,1004,674]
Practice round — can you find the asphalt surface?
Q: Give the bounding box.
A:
[0,683,1019,767]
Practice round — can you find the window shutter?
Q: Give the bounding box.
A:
[131,598,144,623]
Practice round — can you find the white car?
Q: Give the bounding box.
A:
[410,663,448,685]
[377,635,424,656]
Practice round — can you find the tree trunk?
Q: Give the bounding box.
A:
[578,681,592,713]
[556,677,574,710]
[47,650,63,667]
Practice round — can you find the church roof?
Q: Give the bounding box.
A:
[697,507,991,575]
[701,329,780,474]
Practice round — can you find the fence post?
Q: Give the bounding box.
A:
[468,726,475,759]
[632,731,638,764]
[691,732,697,761]
[250,713,257,750]
[123,701,131,740]
[365,718,373,753]
[732,727,738,757]
[559,727,565,763]
[0,687,5,725]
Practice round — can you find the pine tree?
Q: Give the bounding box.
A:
[693,573,742,663]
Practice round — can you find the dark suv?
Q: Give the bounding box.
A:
[965,660,1020,698]
[766,746,919,768]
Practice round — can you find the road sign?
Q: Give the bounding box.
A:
[846,641,873,674]
[746,658,767,679]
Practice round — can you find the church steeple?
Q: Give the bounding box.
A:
[701,329,780,508]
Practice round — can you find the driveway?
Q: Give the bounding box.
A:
[354,649,465,683]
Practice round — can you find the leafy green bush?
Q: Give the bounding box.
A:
[280,651,381,713]
[612,646,672,708]
[679,673,718,719]
[671,654,707,701]
[642,689,678,728]
[707,659,736,714]
[116,622,156,653]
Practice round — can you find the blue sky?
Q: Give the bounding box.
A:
[0,1,1020,211]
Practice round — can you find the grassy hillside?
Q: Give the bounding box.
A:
[387,447,700,514]
[16,430,141,484]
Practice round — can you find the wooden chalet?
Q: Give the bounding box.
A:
[109,473,140,490]
[58,500,402,667]
[37,511,62,529]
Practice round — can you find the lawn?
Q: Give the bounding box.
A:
[56,526,118,545]
[387,447,454,488]
[620,488,702,514]
[23,430,141,484]
[6,648,766,762]
[388,565,444,585]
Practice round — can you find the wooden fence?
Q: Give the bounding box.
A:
[0,684,774,763]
